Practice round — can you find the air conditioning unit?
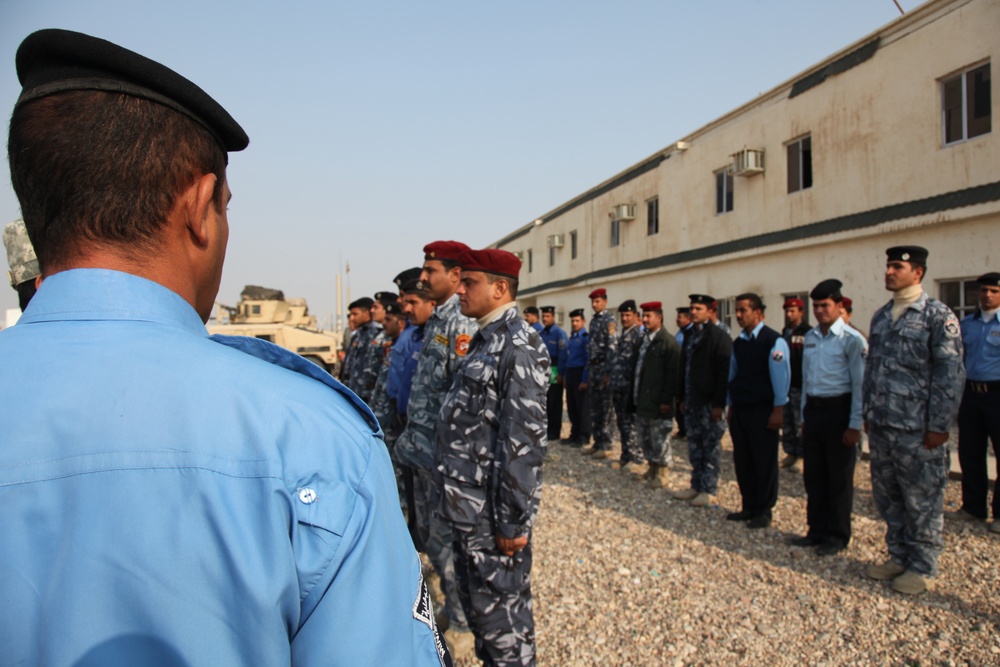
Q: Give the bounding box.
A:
[547,234,565,248]
[610,204,637,222]
[732,148,765,176]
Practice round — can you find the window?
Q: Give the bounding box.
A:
[610,219,621,247]
[943,62,991,144]
[528,249,533,273]
[570,230,578,259]
[251,304,261,315]
[715,169,733,214]
[716,297,735,334]
[647,198,659,235]
[787,136,812,193]
[939,277,980,317]
[549,245,556,267]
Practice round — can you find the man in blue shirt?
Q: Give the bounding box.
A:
[789,280,866,556]
[951,272,1000,531]
[563,308,592,446]
[523,305,544,332]
[1,29,448,667]
[540,305,569,441]
[727,293,791,529]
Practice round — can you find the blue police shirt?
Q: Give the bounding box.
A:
[540,323,569,376]
[962,309,1000,382]
[567,328,590,383]
[398,324,425,415]
[0,269,447,667]
[801,317,868,429]
[728,321,792,407]
[387,323,416,400]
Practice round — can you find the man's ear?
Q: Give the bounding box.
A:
[186,173,219,247]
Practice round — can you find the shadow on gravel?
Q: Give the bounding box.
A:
[544,434,1000,632]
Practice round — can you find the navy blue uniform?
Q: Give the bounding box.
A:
[541,323,569,440]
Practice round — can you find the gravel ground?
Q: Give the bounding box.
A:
[454,431,1000,667]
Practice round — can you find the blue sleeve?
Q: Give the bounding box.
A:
[557,331,569,376]
[847,334,867,430]
[727,350,737,406]
[769,337,791,407]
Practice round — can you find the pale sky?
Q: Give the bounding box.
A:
[0,0,921,328]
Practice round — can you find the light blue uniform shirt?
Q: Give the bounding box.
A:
[387,323,416,400]
[728,321,791,407]
[801,317,868,429]
[0,269,447,667]
[961,309,1000,381]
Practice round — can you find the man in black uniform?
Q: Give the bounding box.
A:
[674,306,694,439]
[780,297,812,472]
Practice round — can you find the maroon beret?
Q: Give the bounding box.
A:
[588,288,607,300]
[783,297,804,309]
[841,296,854,310]
[457,248,521,279]
[424,240,470,262]
[640,301,662,312]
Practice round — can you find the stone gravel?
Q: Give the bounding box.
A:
[454,432,1000,667]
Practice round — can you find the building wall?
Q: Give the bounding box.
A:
[498,0,998,330]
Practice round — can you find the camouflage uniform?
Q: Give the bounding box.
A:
[4,219,41,287]
[397,293,478,632]
[681,324,730,495]
[863,292,965,576]
[587,309,618,451]
[355,328,390,406]
[632,329,681,466]
[343,320,382,400]
[434,305,548,667]
[612,322,644,463]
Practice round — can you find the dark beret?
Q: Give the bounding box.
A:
[523,306,540,316]
[15,29,248,152]
[458,248,521,279]
[886,245,928,266]
[618,300,637,313]
[588,288,607,300]
[783,298,804,309]
[394,267,423,292]
[374,291,399,304]
[540,306,556,314]
[976,272,1000,287]
[640,301,662,312]
[569,308,585,319]
[424,241,470,262]
[384,301,404,317]
[809,279,844,302]
[689,294,715,306]
[349,297,374,310]
[676,307,692,314]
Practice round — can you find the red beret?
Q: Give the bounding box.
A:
[588,288,607,299]
[783,298,804,309]
[458,248,521,279]
[640,301,662,312]
[841,296,853,309]
[423,240,470,262]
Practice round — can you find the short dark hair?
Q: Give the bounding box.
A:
[486,273,519,300]
[735,293,765,311]
[9,91,227,271]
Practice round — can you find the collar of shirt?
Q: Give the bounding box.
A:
[476,301,517,329]
[811,317,847,339]
[738,321,765,340]
[978,308,1000,323]
[18,268,206,335]
[432,292,461,321]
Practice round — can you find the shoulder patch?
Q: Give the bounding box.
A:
[944,318,959,338]
[413,571,451,666]
[771,350,785,362]
[455,333,471,357]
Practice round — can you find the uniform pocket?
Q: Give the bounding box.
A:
[471,544,532,595]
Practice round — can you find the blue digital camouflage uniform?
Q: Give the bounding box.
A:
[434,305,548,667]
[863,291,965,577]
[344,320,383,402]
[539,322,569,441]
[612,322,644,463]
[397,293,478,632]
[587,309,618,451]
[683,324,728,495]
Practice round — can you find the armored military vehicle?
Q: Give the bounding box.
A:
[208,285,342,374]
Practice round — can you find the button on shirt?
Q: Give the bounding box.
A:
[801,317,868,429]
[962,309,1000,382]
[728,321,792,407]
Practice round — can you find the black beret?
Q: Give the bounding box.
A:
[374,291,399,304]
[15,29,248,152]
[523,306,539,316]
[976,272,1000,287]
[810,279,844,301]
[569,308,585,319]
[618,299,637,313]
[393,267,423,292]
[689,294,715,306]
[384,301,404,317]
[676,307,691,314]
[349,297,374,310]
[886,245,928,266]
[540,306,556,314]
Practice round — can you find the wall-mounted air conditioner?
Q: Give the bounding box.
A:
[547,234,565,248]
[732,148,765,176]
[610,204,637,222]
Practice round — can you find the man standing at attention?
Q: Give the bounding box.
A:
[780,297,812,472]
[344,296,382,401]
[726,293,791,529]
[611,299,646,472]
[435,248,548,667]
[539,305,569,443]
[0,29,447,666]
[673,306,694,439]
[950,272,1000,532]
[563,308,591,446]
[523,305,543,332]
[864,246,964,594]
[584,287,618,458]
[397,240,478,654]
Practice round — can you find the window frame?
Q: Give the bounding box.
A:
[715,168,734,215]
[610,219,621,247]
[941,61,991,146]
[570,230,578,260]
[647,197,659,236]
[786,135,813,194]
[938,277,980,318]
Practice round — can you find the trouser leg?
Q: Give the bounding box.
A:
[732,405,778,517]
[416,468,470,631]
[614,391,641,462]
[958,391,990,519]
[590,383,613,450]
[546,381,564,441]
[686,404,723,494]
[781,386,804,456]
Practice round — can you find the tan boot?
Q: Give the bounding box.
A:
[592,449,613,460]
[865,560,906,581]
[622,461,647,475]
[647,465,670,489]
[779,454,798,469]
[690,492,712,507]
[672,487,698,501]
[891,570,933,595]
[443,628,476,659]
[609,460,623,470]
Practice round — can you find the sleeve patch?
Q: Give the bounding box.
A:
[944,318,960,338]
[455,333,471,357]
[771,350,785,362]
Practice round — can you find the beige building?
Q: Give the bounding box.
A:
[496,0,997,333]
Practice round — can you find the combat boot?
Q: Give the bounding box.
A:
[865,560,906,581]
[647,465,670,489]
[622,461,647,476]
[672,488,698,501]
[891,570,933,595]
[609,460,623,470]
[592,449,613,460]
[689,492,712,507]
[443,628,476,660]
[779,454,799,469]
[641,462,657,481]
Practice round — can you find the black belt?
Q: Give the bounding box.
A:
[966,380,1000,394]
[806,393,851,408]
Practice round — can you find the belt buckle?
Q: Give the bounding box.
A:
[974,382,987,394]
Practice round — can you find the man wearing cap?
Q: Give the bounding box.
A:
[523,305,543,332]
[563,308,591,446]
[610,299,646,471]
[343,297,383,398]
[840,297,866,338]
[789,280,866,556]
[674,307,694,439]
[673,295,732,507]
[630,302,681,488]
[780,297,812,472]
[950,272,1000,533]
[352,292,399,407]
[0,29,447,666]
[539,306,569,442]
[389,268,425,423]
[584,287,618,458]
[863,246,964,594]
[370,299,409,510]
[4,219,42,312]
[435,247,548,667]
[397,240,478,653]
[726,293,791,529]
